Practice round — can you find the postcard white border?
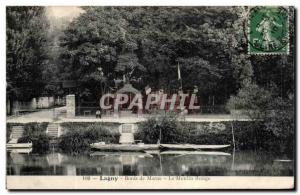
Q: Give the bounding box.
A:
[1,0,299,193]
[6,176,294,190]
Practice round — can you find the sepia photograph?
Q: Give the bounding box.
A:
[5,5,295,190]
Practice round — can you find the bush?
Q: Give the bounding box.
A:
[7,122,48,142]
[59,123,120,153]
[226,81,271,118]
[135,113,190,144]
[22,122,49,137]
[263,97,294,154]
[16,122,50,153]
[136,114,288,153]
[187,122,232,145]
[18,134,50,153]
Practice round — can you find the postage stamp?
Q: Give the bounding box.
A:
[248,7,289,55]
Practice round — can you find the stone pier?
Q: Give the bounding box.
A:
[66,94,75,118]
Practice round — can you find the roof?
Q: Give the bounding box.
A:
[116,84,141,94]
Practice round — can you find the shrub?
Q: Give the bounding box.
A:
[22,122,49,137]
[135,113,190,144]
[7,122,48,143]
[18,134,50,153]
[59,123,120,153]
[16,122,50,153]
[187,122,232,145]
[226,81,271,118]
[263,97,294,154]
[136,115,286,153]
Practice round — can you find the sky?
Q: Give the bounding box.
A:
[45,6,84,31]
[46,6,84,19]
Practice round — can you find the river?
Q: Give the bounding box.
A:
[6,149,293,176]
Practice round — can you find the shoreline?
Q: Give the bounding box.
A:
[6,115,252,124]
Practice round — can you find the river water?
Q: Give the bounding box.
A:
[7,149,293,176]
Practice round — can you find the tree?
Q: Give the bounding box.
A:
[59,6,295,109]
[7,7,49,110]
[115,53,146,83]
[226,80,272,118]
[41,15,73,97]
[59,7,130,101]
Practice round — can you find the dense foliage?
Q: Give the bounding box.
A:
[7,7,295,107]
[136,115,292,154]
[226,80,272,118]
[136,113,190,144]
[57,7,295,108]
[7,122,51,153]
[59,123,120,153]
[7,7,49,102]
[58,7,248,104]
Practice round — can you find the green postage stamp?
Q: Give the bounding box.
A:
[248,7,289,55]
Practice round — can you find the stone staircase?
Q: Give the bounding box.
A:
[119,124,134,144]
[9,126,25,143]
[46,123,60,138]
[119,133,135,144]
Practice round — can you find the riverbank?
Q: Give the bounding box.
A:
[6,119,293,156]
[6,109,251,124]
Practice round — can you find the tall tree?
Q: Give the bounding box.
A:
[59,6,295,107]
[7,7,49,104]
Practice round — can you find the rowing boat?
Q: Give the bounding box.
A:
[90,142,230,152]
[160,144,231,150]
[90,143,159,151]
[90,151,153,158]
[160,150,231,156]
[6,142,32,149]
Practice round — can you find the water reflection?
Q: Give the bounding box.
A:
[7,150,293,176]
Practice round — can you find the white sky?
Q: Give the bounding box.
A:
[46,6,84,19]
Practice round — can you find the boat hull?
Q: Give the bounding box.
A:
[6,143,32,149]
[90,144,160,152]
[90,143,230,152]
[7,148,33,153]
[160,144,231,150]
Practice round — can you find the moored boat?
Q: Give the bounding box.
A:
[160,150,231,156]
[90,151,154,158]
[7,148,33,154]
[6,142,32,149]
[90,143,160,152]
[90,142,230,152]
[160,144,230,150]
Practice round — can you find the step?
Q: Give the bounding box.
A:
[46,123,59,138]
[8,138,18,144]
[10,126,24,139]
[121,124,134,133]
[11,134,23,139]
[119,133,134,144]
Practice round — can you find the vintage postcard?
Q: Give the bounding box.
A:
[6,6,295,190]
